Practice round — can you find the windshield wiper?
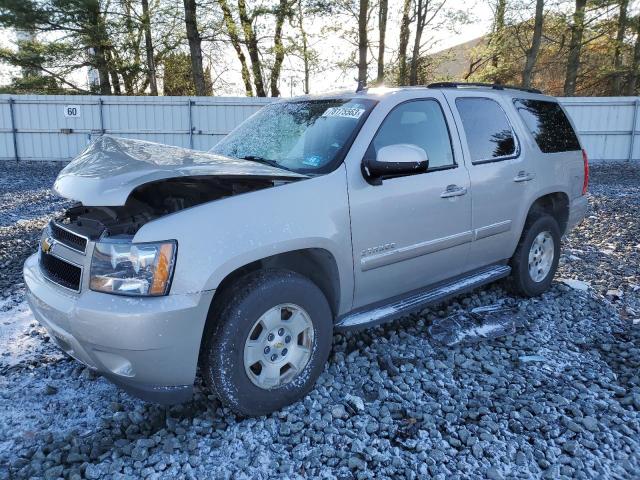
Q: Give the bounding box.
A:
[240,155,291,172]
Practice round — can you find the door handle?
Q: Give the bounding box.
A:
[440,184,468,198]
[514,171,535,182]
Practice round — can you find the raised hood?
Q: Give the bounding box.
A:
[54,135,305,206]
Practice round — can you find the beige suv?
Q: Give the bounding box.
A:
[25,83,588,415]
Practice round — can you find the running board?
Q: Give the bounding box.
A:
[336,265,511,330]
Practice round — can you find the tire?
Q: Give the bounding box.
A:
[508,214,561,297]
[202,269,333,416]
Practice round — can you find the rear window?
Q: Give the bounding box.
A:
[455,98,517,163]
[513,99,581,153]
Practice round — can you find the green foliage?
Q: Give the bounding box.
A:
[163,52,213,96]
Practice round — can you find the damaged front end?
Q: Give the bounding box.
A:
[50,135,306,240]
[53,175,290,240]
[40,136,305,296]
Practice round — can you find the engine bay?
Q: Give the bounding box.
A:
[55,176,285,238]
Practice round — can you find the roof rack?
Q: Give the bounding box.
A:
[427,82,543,95]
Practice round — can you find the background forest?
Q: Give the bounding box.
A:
[0,0,638,97]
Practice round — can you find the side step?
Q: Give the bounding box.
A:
[336,264,511,330]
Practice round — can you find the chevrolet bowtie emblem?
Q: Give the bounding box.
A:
[41,236,54,254]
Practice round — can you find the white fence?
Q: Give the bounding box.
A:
[0,94,272,161]
[0,94,638,162]
[559,97,640,163]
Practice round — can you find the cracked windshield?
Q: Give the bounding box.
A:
[210,99,377,173]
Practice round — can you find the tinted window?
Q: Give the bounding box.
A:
[369,99,454,169]
[513,99,581,153]
[456,98,516,163]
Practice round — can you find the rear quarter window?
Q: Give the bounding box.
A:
[455,97,517,163]
[513,99,581,153]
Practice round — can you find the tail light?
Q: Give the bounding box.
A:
[582,149,589,195]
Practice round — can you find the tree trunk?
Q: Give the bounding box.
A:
[238,0,266,96]
[141,0,158,95]
[563,0,587,96]
[183,0,208,96]
[218,0,253,96]
[109,70,121,94]
[357,0,368,85]
[398,0,411,85]
[612,0,629,95]
[376,0,388,84]
[270,0,288,97]
[522,0,544,88]
[626,15,640,95]
[409,0,426,86]
[491,0,507,82]
[86,2,112,94]
[297,0,310,94]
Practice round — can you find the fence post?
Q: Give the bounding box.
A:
[188,99,194,149]
[629,98,639,162]
[8,98,19,161]
[98,98,105,134]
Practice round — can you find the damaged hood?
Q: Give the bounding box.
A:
[54,135,305,206]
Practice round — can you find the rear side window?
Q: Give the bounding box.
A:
[455,98,517,163]
[513,99,581,153]
[370,99,455,169]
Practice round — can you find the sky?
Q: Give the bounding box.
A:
[0,0,495,97]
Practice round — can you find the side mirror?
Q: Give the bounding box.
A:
[363,144,429,184]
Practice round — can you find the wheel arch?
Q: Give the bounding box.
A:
[525,191,570,234]
[197,248,343,367]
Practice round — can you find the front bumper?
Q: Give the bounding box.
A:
[24,254,214,404]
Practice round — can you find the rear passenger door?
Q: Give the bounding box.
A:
[444,91,537,270]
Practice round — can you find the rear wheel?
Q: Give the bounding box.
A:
[202,269,332,416]
[508,214,561,297]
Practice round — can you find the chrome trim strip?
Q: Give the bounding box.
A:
[50,220,89,255]
[338,265,511,329]
[360,230,474,271]
[474,220,512,241]
[39,251,83,293]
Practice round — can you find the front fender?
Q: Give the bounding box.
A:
[133,166,354,313]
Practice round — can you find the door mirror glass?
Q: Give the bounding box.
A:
[364,144,429,183]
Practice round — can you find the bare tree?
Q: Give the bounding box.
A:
[398,0,412,85]
[563,0,587,96]
[238,0,266,96]
[183,0,209,95]
[217,0,253,96]
[357,0,368,84]
[377,0,388,84]
[141,0,158,95]
[522,0,544,88]
[626,14,640,95]
[270,0,290,96]
[611,0,628,95]
[296,0,311,94]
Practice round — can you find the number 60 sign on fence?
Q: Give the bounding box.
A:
[63,105,80,118]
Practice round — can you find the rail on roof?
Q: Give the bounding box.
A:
[426,82,543,95]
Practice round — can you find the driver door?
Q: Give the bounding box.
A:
[347,96,473,309]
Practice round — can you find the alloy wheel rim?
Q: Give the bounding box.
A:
[528,231,554,282]
[243,303,314,389]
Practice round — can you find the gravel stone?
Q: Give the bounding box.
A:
[0,161,639,479]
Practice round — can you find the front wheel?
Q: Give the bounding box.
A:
[202,269,333,416]
[508,214,561,297]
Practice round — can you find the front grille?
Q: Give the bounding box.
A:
[39,253,82,292]
[50,221,87,253]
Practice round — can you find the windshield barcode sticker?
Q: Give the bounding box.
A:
[322,107,365,119]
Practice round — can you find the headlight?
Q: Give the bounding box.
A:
[90,239,177,296]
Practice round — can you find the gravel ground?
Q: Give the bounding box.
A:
[0,160,639,480]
